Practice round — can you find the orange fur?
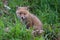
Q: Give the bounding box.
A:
[16,7,44,36]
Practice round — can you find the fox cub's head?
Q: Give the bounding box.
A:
[16,7,29,20]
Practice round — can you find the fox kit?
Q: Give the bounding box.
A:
[16,7,44,36]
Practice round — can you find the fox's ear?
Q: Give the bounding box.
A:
[16,6,20,9]
[16,6,30,10]
[25,6,30,10]
[26,6,32,11]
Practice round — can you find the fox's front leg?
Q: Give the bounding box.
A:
[26,24,30,29]
[26,22,33,29]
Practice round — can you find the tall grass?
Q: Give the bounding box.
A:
[0,0,60,40]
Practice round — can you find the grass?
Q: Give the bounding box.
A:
[0,0,60,40]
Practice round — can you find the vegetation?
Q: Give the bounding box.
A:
[0,0,60,40]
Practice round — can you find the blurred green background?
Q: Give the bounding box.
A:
[0,0,60,40]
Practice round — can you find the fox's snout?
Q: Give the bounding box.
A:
[21,17,25,19]
[21,16,26,20]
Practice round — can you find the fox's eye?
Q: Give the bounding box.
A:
[19,13,22,15]
[24,13,26,15]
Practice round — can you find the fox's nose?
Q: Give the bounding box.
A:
[21,17,23,19]
[21,16,26,20]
